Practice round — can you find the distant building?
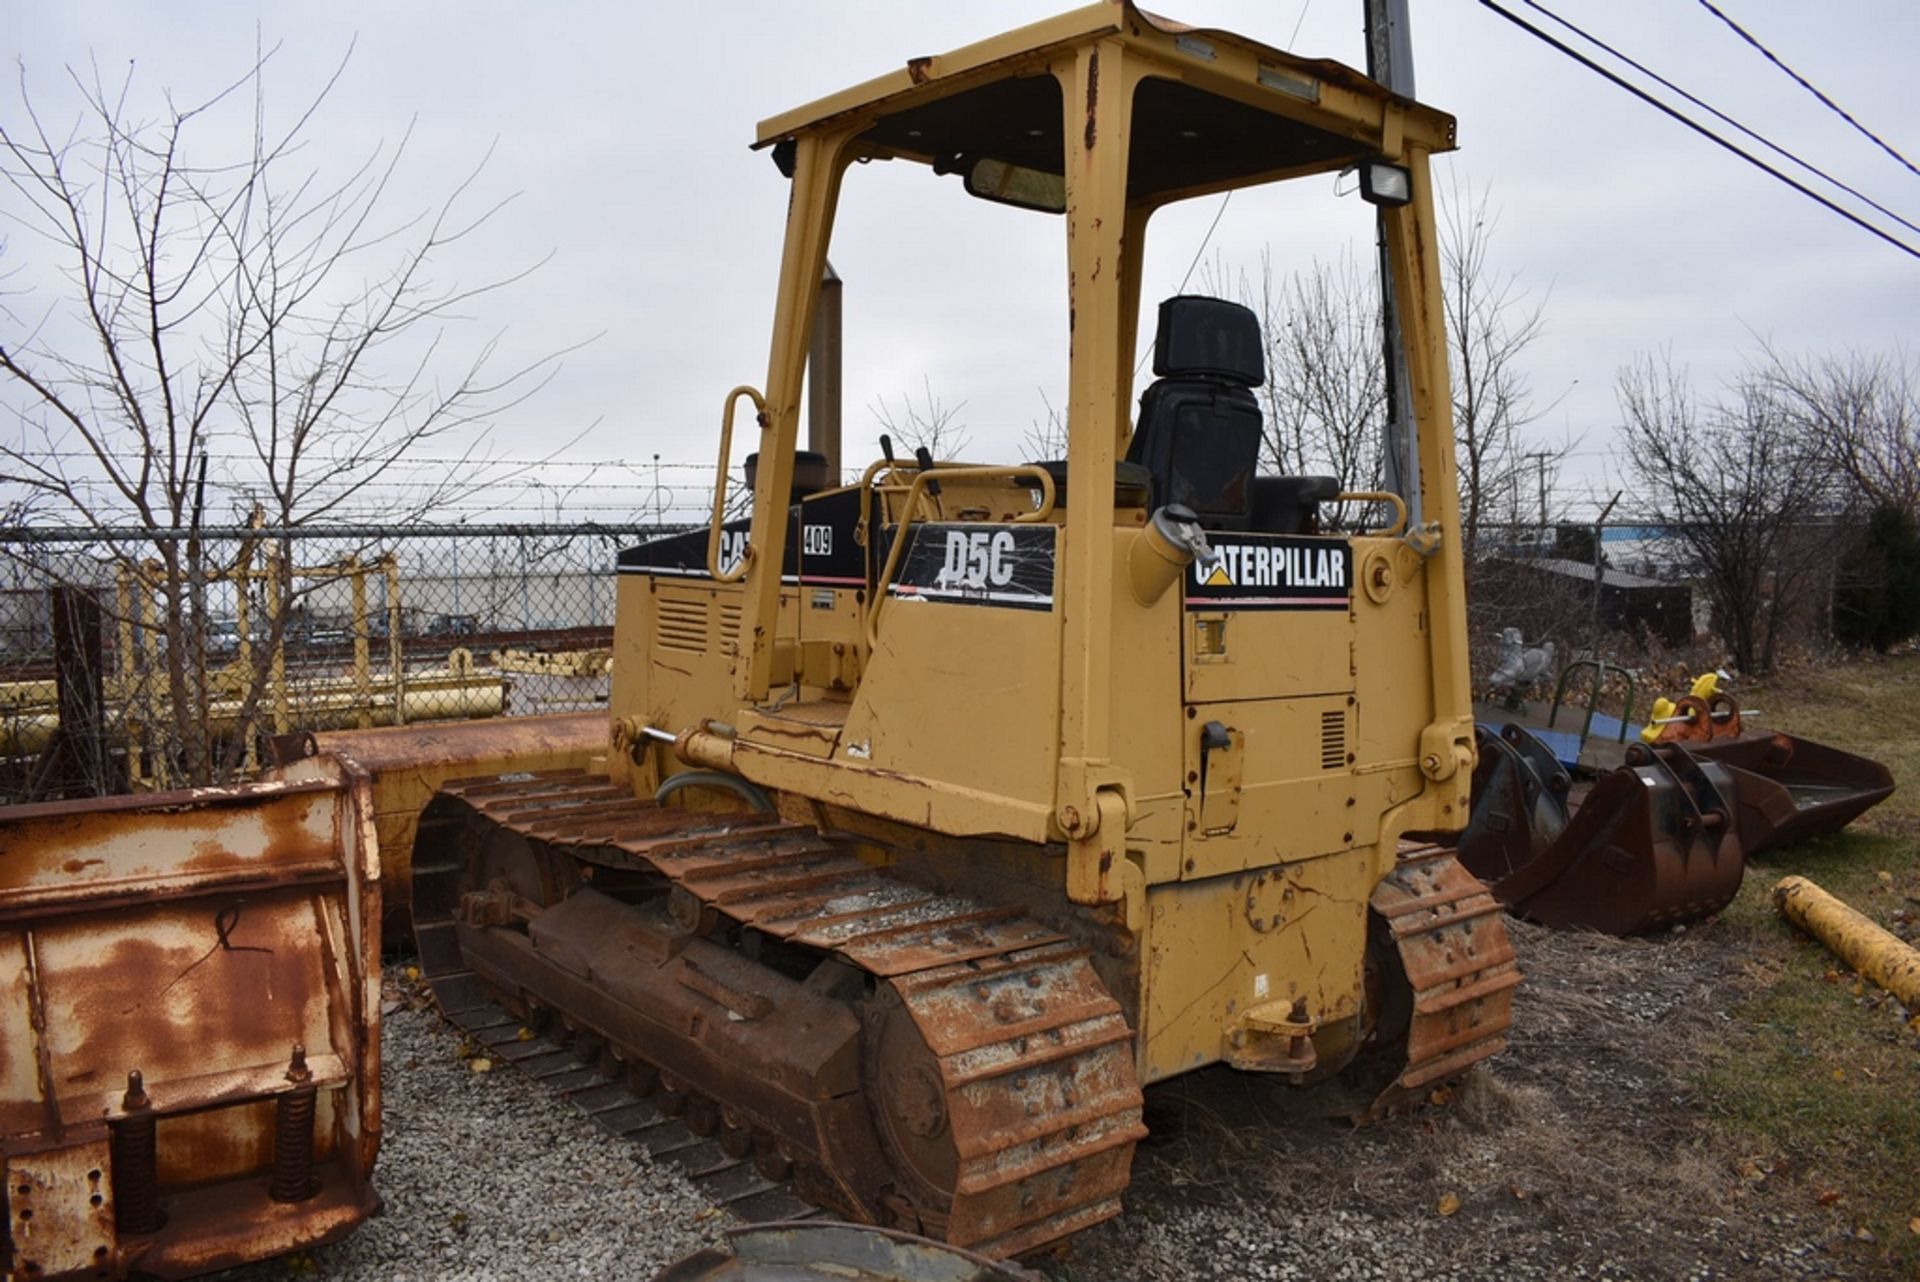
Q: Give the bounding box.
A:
[1500,557,1694,646]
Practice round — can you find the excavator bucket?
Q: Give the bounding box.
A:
[1684,731,1895,855]
[0,756,380,1281]
[1632,680,1894,853]
[1458,724,1745,935]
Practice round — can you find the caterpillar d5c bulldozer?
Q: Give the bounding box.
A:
[3,3,1519,1273]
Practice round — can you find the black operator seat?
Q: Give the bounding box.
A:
[1125,295,1266,531]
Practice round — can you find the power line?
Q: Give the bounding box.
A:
[1478,0,1920,260]
[1695,0,1920,180]
[1509,0,1920,242]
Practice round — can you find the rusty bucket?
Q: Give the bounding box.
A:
[1685,731,1895,855]
[1459,724,1746,935]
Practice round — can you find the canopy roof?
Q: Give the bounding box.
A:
[755,1,1456,207]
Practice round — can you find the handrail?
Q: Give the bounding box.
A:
[1549,657,1637,745]
[1335,490,1409,538]
[706,385,768,583]
[852,457,918,551]
[863,464,1057,649]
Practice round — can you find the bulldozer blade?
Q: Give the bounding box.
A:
[1459,724,1745,935]
[0,756,381,1280]
[1685,731,1895,855]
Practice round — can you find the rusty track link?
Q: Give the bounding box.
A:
[1364,845,1522,1119]
[409,769,1144,1258]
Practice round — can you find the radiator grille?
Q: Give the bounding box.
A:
[1320,709,1347,771]
[654,596,708,653]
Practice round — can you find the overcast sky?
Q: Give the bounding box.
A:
[7,1,1917,524]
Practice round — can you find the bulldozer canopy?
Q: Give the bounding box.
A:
[754,0,1456,209]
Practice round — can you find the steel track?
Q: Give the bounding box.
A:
[407,768,1146,1257]
[408,772,1518,1250]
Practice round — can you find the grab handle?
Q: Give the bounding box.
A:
[707,386,767,583]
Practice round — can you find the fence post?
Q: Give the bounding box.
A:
[136,563,168,790]
[235,535,260,774]
[270,544,291,735]
[349,556,372,730]
[385,554,407,726]
[518,534,531,630]
[114,568,142,787]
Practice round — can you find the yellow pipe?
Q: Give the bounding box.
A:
[1774,875,1920,1010]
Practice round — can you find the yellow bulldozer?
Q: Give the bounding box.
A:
[1,3,1522,1275]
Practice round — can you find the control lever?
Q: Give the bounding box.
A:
[1200,719,1232,795]
[913,445,941,498]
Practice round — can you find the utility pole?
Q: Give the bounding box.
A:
[1365,0,1421,526]
[1521,450,1552,541]
[1593,489,1623,623]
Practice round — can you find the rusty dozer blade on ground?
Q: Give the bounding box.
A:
[0,758,380,1281]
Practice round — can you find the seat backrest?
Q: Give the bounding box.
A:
[1125,296,1265,530]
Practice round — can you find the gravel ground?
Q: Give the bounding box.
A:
[215,917,1876,1282]
[215,998,725,1282]
[1046,920,1865,1282]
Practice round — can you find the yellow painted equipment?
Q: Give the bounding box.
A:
[3,3,1524,1272]
[490,647,614,678]
[1775,875,1920,1011]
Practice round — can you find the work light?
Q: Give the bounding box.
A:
[1359,161,1412,207]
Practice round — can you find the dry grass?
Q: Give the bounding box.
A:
[1690,652,1920,1274]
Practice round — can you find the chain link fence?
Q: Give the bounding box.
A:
[0,509,1842,806]
[0,523,688,805]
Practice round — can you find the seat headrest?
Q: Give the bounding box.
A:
[1152,295,1264,386]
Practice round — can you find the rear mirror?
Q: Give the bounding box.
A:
[964,158,1066,214]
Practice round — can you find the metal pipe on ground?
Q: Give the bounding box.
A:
[1774,875,1920,1010]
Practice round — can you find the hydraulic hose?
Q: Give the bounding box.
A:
[654,768,776,815]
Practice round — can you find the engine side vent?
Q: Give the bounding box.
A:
[718,601,743,652]
[1320,709,1346,771]
[655,596,708,654]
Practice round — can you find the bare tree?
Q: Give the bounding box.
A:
[1227,182,1558,544]
[1758,343,1919,516]
[1439,178,1559,567]
[1237,247,1386,527]
[1021,387,1067,462]
[0,47,565,787]
[1615,351,1831,674]
[868,376,971,461]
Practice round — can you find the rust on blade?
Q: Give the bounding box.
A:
[1,756,381,1280]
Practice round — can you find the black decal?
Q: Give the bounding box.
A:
[888,523,1055,611]
[1184,534,1351,611]
[616,485,866,586]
